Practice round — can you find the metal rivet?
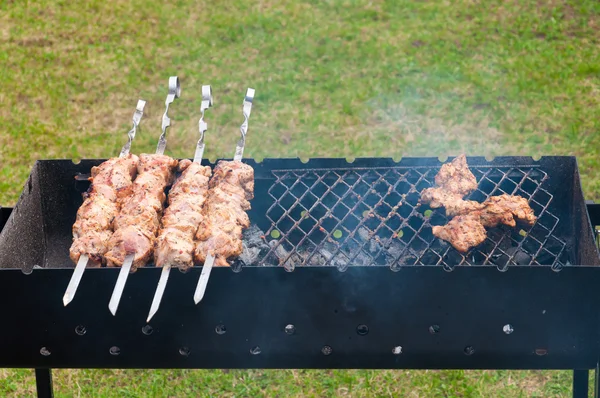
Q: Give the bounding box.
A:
[109,346,121,356]
[40,347,51,356]
[356,324,369,336]
[464,346,475,356]
[552,264,563,272]
[503,324,514,335]
[284,324,295,335]
[75,325,87,336]
[179,347,190,357]
[392,346,402,355]
[215,324,227,335]
[429,325,440,334]
[443,264,454,272]
[321,345,333,355]
[250,346,261,355]
[142,325,153,335]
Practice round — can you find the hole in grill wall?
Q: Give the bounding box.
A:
[215,324,227,335]
[179,347,190,357]
[142,325,153,335]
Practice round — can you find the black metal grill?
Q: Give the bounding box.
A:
[262,165,567,270]
[0,157,599,378]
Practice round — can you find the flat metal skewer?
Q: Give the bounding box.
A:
[194,87,254,305]
[108,253,134,315]
[109,76,180,316]
[147,85,212,323]
[63,99,146,307]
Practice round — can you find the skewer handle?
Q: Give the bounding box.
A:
[156,76,181,155]
[194,85,213,164]
[119,99,146,158]
[234,88,255,161]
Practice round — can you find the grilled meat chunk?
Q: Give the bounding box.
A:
[154,159,212,271]
[477,194,536,227]
[420,187,485,217]
[194,160,254,267]
[432,214,487,253]
[420,155,537,253]
[105,154,177,269]
[433,154,478,196]
[69,154,139,264]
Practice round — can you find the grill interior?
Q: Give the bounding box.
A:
[261,165,567,270]
[0,156,597,270]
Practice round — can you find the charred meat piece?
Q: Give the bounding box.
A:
[420,187,485,217]
[105,154,178,269]
[433,154,478,196]
[69,154,139,264]
[476,194,536,228]
[154,159,212,271]
[194,160,254,267]
[421,155,537,253]
[432,214,487,253]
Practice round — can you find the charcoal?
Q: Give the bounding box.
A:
[239,246,262,266]
[240,225,270,266]
[357,227,370,242]
[505,247,532,265]
[269,239,290,261]
[387,241,407,261]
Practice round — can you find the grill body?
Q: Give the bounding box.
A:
[0,157,598,369]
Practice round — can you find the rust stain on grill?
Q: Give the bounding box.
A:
[261,166,567,269]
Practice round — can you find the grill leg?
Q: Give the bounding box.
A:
[594,363,599,398]
[35,368,53,398]
[573,369,589,398]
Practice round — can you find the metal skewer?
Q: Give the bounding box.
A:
[194,87,254,305]
[63,99,146,307]
[108,77,180,316]
[147,85,213,323]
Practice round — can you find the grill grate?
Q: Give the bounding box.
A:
[261,165,567,270]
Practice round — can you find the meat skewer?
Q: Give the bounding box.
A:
[193,88,255,304]
[146,85,213,323]
[107,76,181,316]
[62,99,146,306]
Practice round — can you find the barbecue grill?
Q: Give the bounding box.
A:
[1,155,600,397]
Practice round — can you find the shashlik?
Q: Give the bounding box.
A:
[69,154,139,265]
[154,159,212,271]
[194,160,255,267]
[421,155,537,253]
[105,153,178,269]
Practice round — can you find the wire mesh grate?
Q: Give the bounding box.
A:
[260,165,568,270]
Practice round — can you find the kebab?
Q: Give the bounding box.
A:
[63,99,146,306]
[107,77,181,316]
[146,85,213,323]
[420,155,537,253]
[193,88,255,304]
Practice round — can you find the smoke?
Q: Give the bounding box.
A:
[361,83,506,158]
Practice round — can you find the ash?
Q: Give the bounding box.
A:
[238,225,271,266]
[258,223,554,268]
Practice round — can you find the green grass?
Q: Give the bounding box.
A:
[1,0,599,395]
